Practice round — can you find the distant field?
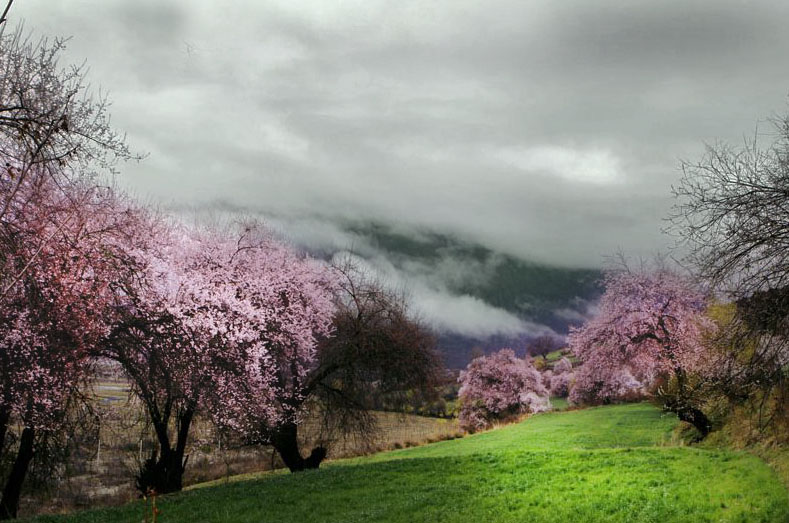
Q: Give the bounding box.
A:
[27,404,789,522]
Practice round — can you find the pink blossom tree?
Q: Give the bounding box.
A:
[548,357,575,397]
[218,257,441,472]
[0,15,142,516]
[201,225,338,473]
[568,269,716,436]
[0,176,139,518]
[458,349,549,432]
[106,220,440,482]
[101,216,204,495]
[105,219,339,488]
[569,364,644,406]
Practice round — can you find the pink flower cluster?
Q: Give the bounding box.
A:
[544,357,575,397]
[0,173,142,431]
[458,349,550,432]
[0,166,339,443]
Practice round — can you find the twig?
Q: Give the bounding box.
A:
[0,0,15,27]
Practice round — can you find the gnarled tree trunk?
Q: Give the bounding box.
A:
[270,421,326,472]
[660,364,711,441]
[0,407,10,457]
[136,406,194,495]
[137,447,188,495]
[673,405,711,439]
[661,391,711,440]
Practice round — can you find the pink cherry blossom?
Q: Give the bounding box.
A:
[458,348,550,432]
[568,269,715,408]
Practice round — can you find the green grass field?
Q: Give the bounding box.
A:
[544,349,566,362]
[27,404,789,522]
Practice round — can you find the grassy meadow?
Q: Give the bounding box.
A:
[26,403,789,522]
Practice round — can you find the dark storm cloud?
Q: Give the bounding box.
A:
[11,0,789,336]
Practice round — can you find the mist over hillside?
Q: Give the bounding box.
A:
[276,218,603,368]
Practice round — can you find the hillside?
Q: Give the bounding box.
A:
[29,404,789,522]
[304,222,602,368]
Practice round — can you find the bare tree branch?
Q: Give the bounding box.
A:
[0,0,14,28]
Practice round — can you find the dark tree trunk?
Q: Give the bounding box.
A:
[0,407,10,455]
[662,367,711,440]
[271,421,326,472]
[0,427,35,520]
[136,447,187,495]
[675,406,711,440]
[662,395,711,441]
[136,407,194,495]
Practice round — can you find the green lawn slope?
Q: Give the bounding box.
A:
[28,404,789,523]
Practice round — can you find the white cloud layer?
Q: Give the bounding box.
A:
[495,146,623,185]
[330,250,554,338]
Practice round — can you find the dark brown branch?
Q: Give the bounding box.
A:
[0,0,14,27]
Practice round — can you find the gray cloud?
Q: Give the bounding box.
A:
[10,0,789,337]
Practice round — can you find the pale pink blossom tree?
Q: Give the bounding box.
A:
[201,225,338,472]
[0,15,139,517]
[101,216,207,495]
[105,220,338,489]
[458,349,549,432]
[548,357,575,397]
[569,365,644,406]
[568,269,716,436]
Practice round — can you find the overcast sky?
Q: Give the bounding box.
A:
[11,0,789,338]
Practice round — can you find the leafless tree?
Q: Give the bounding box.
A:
[526,334,563,358]
[670,115,789,297]
[669,111,789,437]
